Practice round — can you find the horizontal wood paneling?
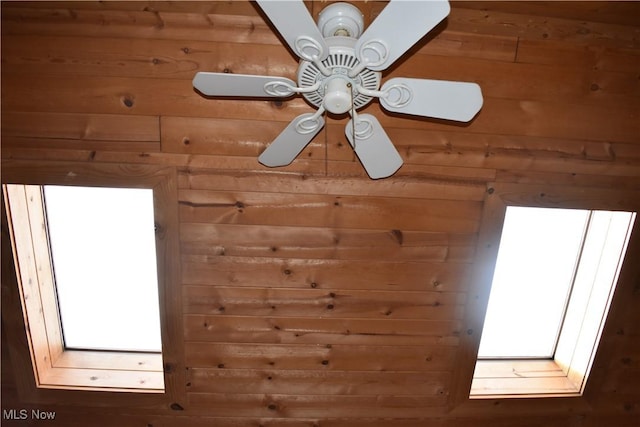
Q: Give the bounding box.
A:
[185,342,457,371]
[183,286,466,320]
[4,72,637,145]
[187,369,451,396]
[178,189,483,232]
[2,1,639,426]
[1,112,160,152]
[180,223,477,262]
[181,256,472,292]
[187,392,449,418]
[184,315,461,346]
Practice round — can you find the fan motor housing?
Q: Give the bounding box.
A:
[297,37,381,113]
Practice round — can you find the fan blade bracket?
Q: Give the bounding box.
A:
[294,35,327,63]
[381,82,414,109]
[345,114,403,180]
[356,39,390,70]
[263,81,297,97]
[379,77,483,122]
[193,72,299,98]
[258,112,325,168]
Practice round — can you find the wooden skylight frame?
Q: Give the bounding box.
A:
[449,182,640,413]
[5,184,164,392]
[1,160,185,406]
[471,207,635,398]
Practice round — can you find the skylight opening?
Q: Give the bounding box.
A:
[478,207,590,359]
[43,185,162,353]
[472,205,635,397]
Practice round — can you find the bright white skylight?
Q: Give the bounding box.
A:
[478,206,635,360]
[478,206,590,358]
[44,186,162,352]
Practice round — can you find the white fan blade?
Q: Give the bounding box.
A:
[345,114,403,179]
[256,0,329,62]
[380,77,483,122]
[259,113,325,167]
[355,0,450,71]
[193,72,297,97]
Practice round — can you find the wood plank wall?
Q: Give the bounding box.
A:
[1,1,639,426]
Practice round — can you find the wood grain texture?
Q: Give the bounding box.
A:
[1,1,640,426]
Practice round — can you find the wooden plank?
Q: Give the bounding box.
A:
[492,183,640,211]
[1,160,174,188]
[178,189,482,232]
[471,376,580,396]
[2,112,159,142]
[178,169,490,202]
[181,256,472,292]
[2,112,160,152]
[39,366,164,392]
[53,351,163,372]
[496,170,640,191]
[516,39,640,73]
[187,368,450,396]
[184,342,457,372]
[0,35,297,80]
[419,30,518,62]
[1,136,159,154]
[2,185,54,381]
[0,5,516,63]
[4,72,638,145]
[184,315,461,347]
[454,1,640,27]
[0,1,261,15]
[183,286,466,320]
[163,122,640,180]
[2,146,328,175]
[187,392,449,418]
[180,223,477,262]
[6,126,638,184]
[4,33,638,110]
[473,360,566,379]
[1,7,280,45]
[325,123,640,176]
[0,31,519,80]
[162,116,315,158]
[448,6,640,49]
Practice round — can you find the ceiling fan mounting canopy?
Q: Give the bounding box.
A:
[317,2,364,38]
[193,0,484,179]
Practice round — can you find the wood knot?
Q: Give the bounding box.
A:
[170,403,184,411]
[390,229,403,245]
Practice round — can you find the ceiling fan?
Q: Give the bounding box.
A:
[193,0,483,179]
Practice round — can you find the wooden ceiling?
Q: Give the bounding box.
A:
[1,1,640,426]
